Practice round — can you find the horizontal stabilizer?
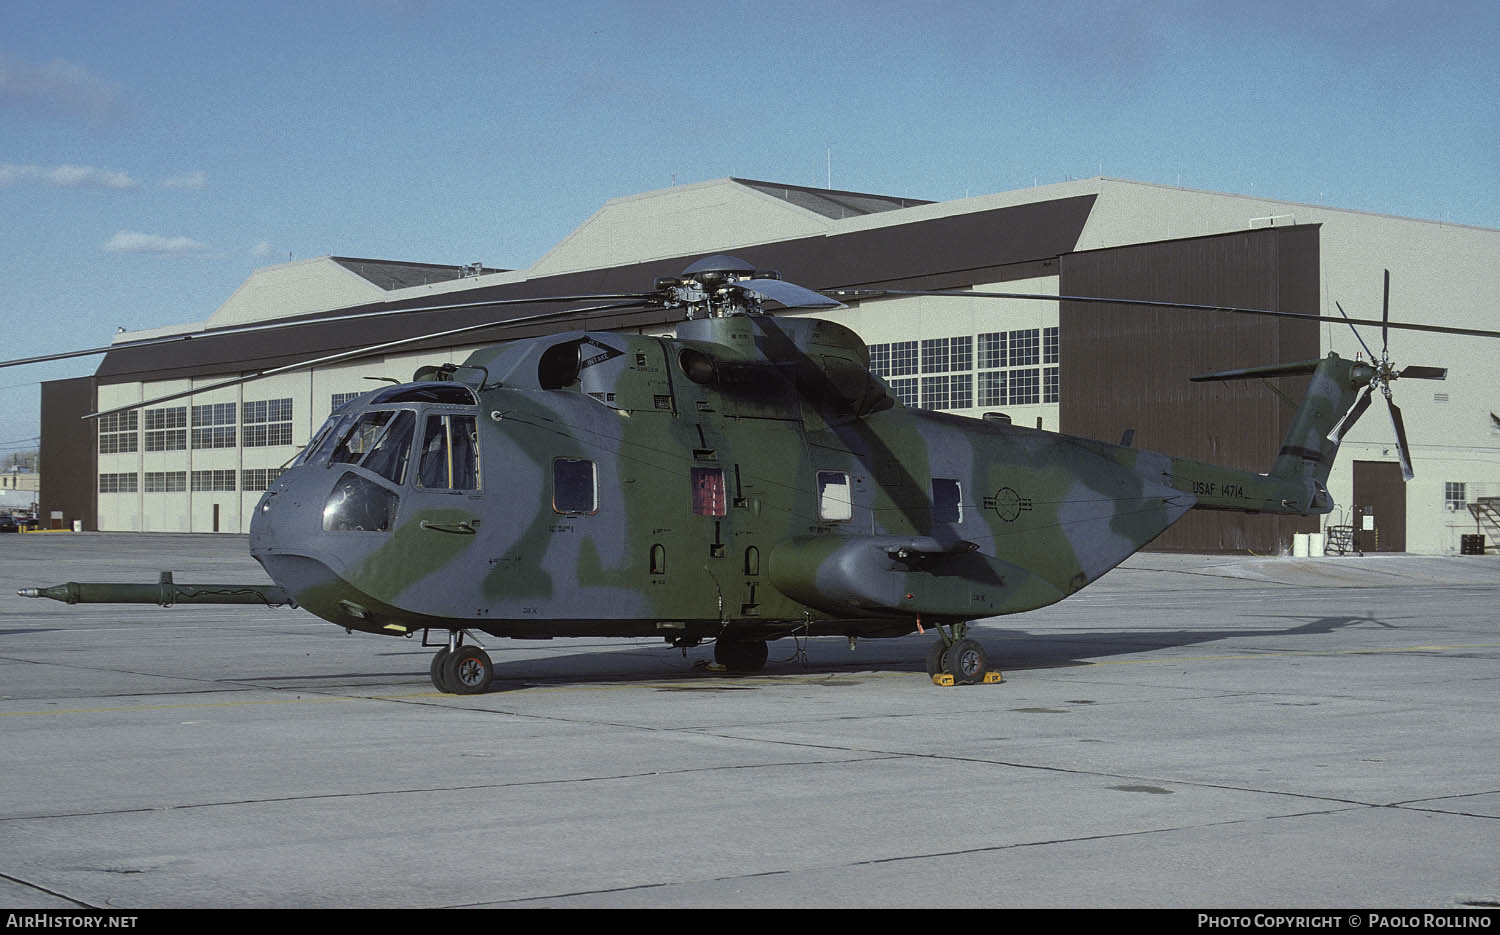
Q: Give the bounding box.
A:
[1190,360,1323,382]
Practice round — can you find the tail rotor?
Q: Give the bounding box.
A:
[1327,270,1446,480]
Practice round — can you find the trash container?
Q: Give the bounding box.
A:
[1460,534,1485,555]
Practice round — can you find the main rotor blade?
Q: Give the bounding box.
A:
[736,278,843,309]
[1335,301,1378,361]
[830,287,1500,341]
[1,291,660,371]
[1190,360,1323,382]
[1327,383,1373,445]
[1397,365,1447,380]
[1387,397,1414,481]
[82,299,656,421]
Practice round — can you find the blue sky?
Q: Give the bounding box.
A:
[3,0,1497,456]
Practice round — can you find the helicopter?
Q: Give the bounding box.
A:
[13,255,1481,693]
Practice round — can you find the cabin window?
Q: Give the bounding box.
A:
[932,478,963,524]
[418,414,480,490]
[817,471,853,521]
[553,458,597,514]
[691,467,727,516]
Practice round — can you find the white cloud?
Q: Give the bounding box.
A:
[0,55,126,122]
[162,171,208,190]
[103,230,212,256]
[250,241,280,259]
[0,162,137,189]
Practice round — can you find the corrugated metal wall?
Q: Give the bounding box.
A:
[39,376,97,531]
[1059,225,1322,552]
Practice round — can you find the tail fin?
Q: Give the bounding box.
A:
[1191,353,1374,484]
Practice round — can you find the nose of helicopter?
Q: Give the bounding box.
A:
[248,466,342,605]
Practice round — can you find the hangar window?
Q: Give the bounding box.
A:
[921,338,951,373]
[977,332,1006,369]
[890,379,918,408]
[145,471,187,493]
[98,472,138,494]
[949,374,972,409]
[99,410,138,454]
[978,371,1006,407]
[874,329,1055,412]
[887,341,918,377]
[553,458,597,514]
[1010,369,1040,405]
[817,471,853,522]
[242,469,286,491]
[244,398,294,447]
[950,336,973,372]
[192,403,236,449]
[921,376,950,410]
[191,470,236,492]
[144,407,187,452]
[1008,329,1039,367]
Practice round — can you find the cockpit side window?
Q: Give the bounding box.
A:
[296,411,352,467]
[361,410,415,486]
[418,413,480,490]
[331,411,394,464]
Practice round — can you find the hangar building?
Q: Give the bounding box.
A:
[39,176,1500,552]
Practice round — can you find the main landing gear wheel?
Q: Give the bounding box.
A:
[943,638,988,685]
[714,638,769,673]
[429,647,453,693]
[445,645,494,694]
[926,639,948,678]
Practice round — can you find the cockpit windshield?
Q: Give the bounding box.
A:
[300,404,478,492]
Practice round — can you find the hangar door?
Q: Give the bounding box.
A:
[1352,460,1406,553]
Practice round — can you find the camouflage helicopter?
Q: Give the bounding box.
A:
[13,256,1477,693]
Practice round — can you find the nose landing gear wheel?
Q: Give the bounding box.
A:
[429,647,453,693]
[445,645,494,694]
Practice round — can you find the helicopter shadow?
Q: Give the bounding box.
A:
[370,609,1395,693]
[975,609,1394,673]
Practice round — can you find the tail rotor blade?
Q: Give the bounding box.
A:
[1398,365,1447,380]
[1381,269,1391,356]
[1328,383,1373,444]
[1387,397,1414,481]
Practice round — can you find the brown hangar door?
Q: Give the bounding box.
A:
[1352,461,1406,553]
